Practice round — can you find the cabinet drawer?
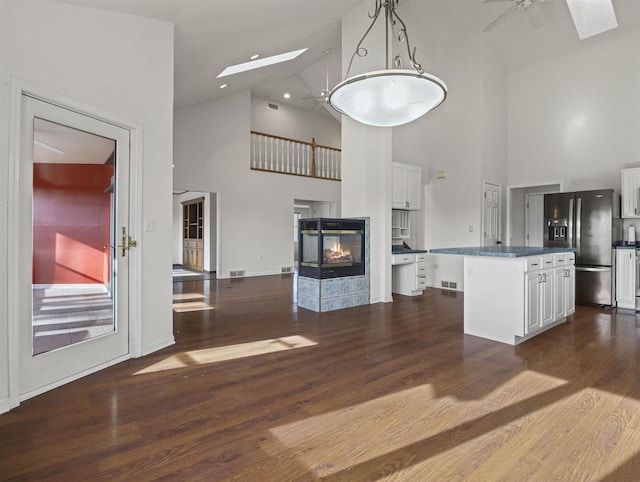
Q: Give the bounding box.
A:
[392,254,415,265]
[416,262,427,275]
[416,275,427,289]
[525,257,542,272]
[553,254,566,267]
[541,255,554,270]
[416,253,428,262]
[566,253,575,265]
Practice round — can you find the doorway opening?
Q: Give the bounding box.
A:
[508,183,562,246]
[173,191,217,278]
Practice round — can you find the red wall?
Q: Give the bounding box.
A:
[33,163,114,285]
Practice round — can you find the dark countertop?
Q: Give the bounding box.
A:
[392,246,428,254]
[429,246,576,258]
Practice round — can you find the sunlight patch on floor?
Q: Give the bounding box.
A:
[264,370,568,478]
[172,301,214,312]
[134,335,317,375]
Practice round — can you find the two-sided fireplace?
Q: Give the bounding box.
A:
[298,218,365,279]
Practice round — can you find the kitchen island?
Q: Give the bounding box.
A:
[430,246,576,345]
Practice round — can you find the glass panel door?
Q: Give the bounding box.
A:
[18,95,131,399]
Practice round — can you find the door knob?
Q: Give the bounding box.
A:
[116,227,138,256]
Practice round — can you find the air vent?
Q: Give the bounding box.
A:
[230,269,245,278]
[281,266,293,274]
[441,281,450,288]
[267,103,279,110]
[449,282,457,290]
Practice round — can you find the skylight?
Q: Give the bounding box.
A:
[565,0,618,40]
[217,48,308,78]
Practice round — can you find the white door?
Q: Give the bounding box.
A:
[525,193,545,247]
[483,182,501,245]
[18,95,132,399]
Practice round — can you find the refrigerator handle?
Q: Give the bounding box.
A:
[576,197,582,256]
[568,197,575,248]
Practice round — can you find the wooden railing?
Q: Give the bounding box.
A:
[250,131,341,181]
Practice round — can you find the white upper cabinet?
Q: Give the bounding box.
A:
[392,162,421,210]
[621,168,640,218]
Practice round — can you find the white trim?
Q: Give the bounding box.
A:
[7,77,144,407]
[19,354,130,403]
[0,397,11,414]
[142,337,175,357]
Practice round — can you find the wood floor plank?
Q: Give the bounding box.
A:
[3,275,640,480]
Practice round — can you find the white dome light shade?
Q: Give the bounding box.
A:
[329,70,447,127]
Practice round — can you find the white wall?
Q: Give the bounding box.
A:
[174,91,341,279]
[251,95,341,148]
[391,1,509,291]
[0,0,174,412]
[508,30,640,193]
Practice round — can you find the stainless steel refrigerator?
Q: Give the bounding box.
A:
[543,189,621,306]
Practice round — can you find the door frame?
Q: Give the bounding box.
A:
[7,78,144,409]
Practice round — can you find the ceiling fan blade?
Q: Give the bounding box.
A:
[484,4,520,32]
[524,3,544,30]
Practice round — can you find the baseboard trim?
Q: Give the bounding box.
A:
[19,354,131,403]
[0,396,12,415]
[142,336,175,357]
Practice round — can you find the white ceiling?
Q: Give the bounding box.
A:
[53,0,640,113]
[34,118,115,164]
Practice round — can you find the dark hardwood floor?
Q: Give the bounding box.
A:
[3,275,640,480]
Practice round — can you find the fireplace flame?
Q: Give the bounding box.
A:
[325,242,353,264]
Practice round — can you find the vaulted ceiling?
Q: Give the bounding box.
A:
[54,0,640,114]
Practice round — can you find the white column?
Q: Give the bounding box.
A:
[339,3,393,304]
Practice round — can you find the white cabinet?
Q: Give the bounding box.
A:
[524,255,554,335]
[621,168,640,218]
[464,251,575,345]
[392,162,421,210]
[616,248,636,309]
[553,255,576,320]
[392,252,427,296]
[391,210,410,241]
[564,265,576,316]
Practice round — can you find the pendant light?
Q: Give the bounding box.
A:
[328,0,447,127]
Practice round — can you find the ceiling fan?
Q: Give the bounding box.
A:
[484,0,545,32]
[302,49,332,107]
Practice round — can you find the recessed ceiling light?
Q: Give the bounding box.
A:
[283,93,291,99]
[250,54,260,60]
[217,48,308,78]
[220,84,227,89]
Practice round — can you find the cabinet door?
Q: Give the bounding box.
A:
[615,249,635,306]
[392,163,407,209]
[525,272,541,334]
[541,269,555,326]
[622,168,640,218]
[564,266,576,316]
[553,267,566,320]
[406,165,421,210]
